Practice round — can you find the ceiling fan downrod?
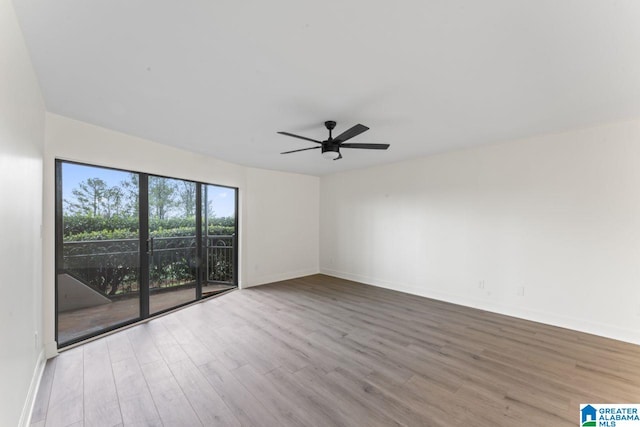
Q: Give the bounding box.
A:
[325,120,336,140]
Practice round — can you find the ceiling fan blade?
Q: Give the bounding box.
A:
[277,131,322,144]
[340,143,390,150]
[280,146,321,154]
[334,124,369,143]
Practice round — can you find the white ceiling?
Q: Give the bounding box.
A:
[14,0,640,176]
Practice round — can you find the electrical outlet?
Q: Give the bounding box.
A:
[517,286,525,296]
[478,280,485,289]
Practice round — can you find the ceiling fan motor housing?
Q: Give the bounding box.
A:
[321,142,340,160]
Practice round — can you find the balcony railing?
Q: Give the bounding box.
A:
[62,234,235,299]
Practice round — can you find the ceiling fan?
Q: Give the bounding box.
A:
[278,121,390,160]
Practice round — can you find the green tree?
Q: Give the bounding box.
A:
[178,181,196,217]
[66,178,127,218]
[120,173,139,216]
[149,176,177,220]
[67,178,109,217]
[104,186,125,218]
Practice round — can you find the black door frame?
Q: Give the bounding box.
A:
[54,160,239,348]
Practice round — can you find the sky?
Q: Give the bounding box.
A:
[62,162,236,217]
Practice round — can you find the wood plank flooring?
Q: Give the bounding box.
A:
[32,274,640,426]
[58,284,235,345]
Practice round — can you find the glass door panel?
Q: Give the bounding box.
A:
[57,162,140,346]
[203,184,237,297]
[56,161,239,347]
[148,176,198,314]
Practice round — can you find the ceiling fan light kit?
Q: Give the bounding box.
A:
[322,148,340,160]
[278,120,389,161]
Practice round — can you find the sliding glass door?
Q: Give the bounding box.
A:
[56,161,238,347]
[56,163,141,345]
[203,184,238,296]
[148,176,198,314]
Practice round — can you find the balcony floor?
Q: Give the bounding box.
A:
[58,283,235,345]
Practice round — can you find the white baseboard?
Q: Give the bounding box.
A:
[320,268,640,346]
[242,268,320,289]
[45,341,58,358]
[19,349,46,427]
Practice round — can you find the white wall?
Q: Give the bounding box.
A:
[244,168,319,286]
[0,0,46,425]
[43,113,319,350]
[320,119,640,344]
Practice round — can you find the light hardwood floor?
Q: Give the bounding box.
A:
[57,284,236,345]
[32,274,640,426]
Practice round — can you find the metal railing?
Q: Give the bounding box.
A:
[63,234,235,299]
[206,235,234,283]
